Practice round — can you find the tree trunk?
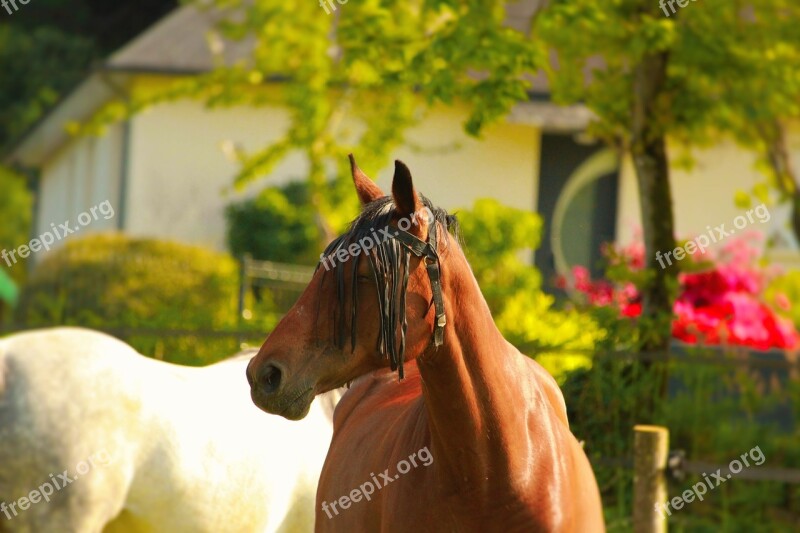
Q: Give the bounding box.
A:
[307,157,338,245]
[765,121,800,244]
[631,49,678,353]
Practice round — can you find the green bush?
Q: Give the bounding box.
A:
[766,269,800,331]
[459,201,798,529]
[15,233,272,365]
[225,181,322,265]
[0,166,32,284]
[0,166,32,324]
[562,348,800,531]
[458,198,604,381]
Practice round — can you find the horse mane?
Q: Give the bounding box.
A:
[316,195,460,379]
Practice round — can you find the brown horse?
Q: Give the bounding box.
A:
[247,156,605,532]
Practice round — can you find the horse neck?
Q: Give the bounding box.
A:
[416,249,535,499]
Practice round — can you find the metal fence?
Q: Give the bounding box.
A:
[238,255,314,318]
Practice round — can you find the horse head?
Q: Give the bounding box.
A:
[246,155,459,419]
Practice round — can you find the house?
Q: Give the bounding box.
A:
[4,2,798,290]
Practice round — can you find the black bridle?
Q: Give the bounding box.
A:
[391,219,447,349]
[319,204,450,380]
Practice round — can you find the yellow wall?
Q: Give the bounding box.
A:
[35,123,123,259]
[126,98,302,250]
[124,77,540,251]
[34,73,798,265]
[616,139,794,255]
[373,107,540,214]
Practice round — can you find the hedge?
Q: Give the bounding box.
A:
[15,233,272,365]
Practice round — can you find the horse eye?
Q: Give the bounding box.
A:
[357,274,372,283]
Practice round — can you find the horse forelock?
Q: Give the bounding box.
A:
[316,195,460,379]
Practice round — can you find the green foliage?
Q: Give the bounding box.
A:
[535,1,666,142]
[535,0,800,233]
[535,0,798,143]
[0,166,33,286]
[225,175,363,263]
[458,198,542,303]
[81,0,540,228]
[563,348,800,531]
[458,198,604,380]
[15,233,269,365]
[0,269,17,311]
[766,269,800,331]
[561,357,666,528]
[0,1,178,150]
[0,25,96,150]
[7,0,178,53]
[226,181,322,265]
[690,2,800,212]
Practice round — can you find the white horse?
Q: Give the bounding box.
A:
[0,327,337,533]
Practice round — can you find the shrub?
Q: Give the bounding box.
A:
[0,166,32,284]
[766,269,800,332]
[559,231,799,350]
[15,233,271,365]
[0,269,17,324]
[225,181,322,265]
[0,166,32,324]
[557,232,800,530]
[458,198,604,380]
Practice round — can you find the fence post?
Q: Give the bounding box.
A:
[236,254,251,348]
[633,425,669,533]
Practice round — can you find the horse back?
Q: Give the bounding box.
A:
[0,328,146,532]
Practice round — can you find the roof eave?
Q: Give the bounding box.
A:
[3,70,132,168]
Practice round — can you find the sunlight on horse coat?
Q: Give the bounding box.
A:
[247,156,605,532]
[0,328,337,533]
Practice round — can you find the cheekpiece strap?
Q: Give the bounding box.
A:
[392,220,446,348]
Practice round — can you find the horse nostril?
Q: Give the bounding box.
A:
[258,363,283,394]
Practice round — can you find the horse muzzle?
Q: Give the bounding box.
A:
[247,358,314,420]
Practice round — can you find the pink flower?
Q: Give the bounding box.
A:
[564,232,799,350]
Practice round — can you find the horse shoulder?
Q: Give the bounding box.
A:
[514,348,605,531]
[513,346,570,428]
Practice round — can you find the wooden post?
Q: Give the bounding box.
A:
[236,254,251,348]
[633,425,669,533]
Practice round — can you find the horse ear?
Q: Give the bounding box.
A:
[391,160,423,221]
[349,154,384,206]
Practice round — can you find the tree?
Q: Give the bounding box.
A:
[0,25,95,151]
[82,0,539,237]
[535,1,680,350]
[79,0,797,351]
[0,1,178,151]
[11,0,178,54]
[534,0,799,350]
[697,2,800,243]
[0,166,33,284]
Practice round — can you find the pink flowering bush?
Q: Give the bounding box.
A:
[558,232,799,350]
